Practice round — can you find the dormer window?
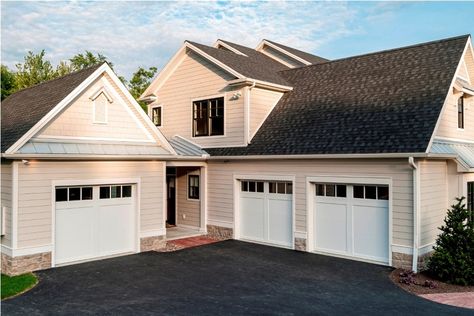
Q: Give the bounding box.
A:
[193,97,224,137]
[458,95,464,129]
[152,106,162,127]
[90,87,113,124]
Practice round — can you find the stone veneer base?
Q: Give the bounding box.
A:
[294,238,307,251]
[140,235,167,252]
[206,225,233,239]
[1,252,52,276]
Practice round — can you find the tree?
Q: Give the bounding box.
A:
[127,66,158,111]
[428,197,474,285]
[55,61,74,77]
[1,65,16,100]
[14,50,56,90]
[69,51,111,71]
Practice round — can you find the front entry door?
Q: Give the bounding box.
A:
[167,176,176,226]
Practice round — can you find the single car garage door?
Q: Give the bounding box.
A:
[313,183,389,264]
[55,184,135,265]
[239,180,293,248]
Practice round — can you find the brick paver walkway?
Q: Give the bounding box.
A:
[168,236,221,249]
[420,292,474,309]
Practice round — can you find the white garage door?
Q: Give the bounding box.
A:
[313,183,389,264]
[239,180,293,248]
[55,184,135,265]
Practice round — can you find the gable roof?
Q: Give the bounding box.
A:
[1,64,102,153]
[205,35,470,157]
[261,39,329,65]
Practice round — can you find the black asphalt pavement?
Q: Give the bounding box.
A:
[2,240,471,315]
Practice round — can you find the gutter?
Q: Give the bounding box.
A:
[227,78,293,92]
[1,153,207,161]
[409,157,420,273]
[207,152,457,160]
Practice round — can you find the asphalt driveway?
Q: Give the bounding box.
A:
[2,240,471,315]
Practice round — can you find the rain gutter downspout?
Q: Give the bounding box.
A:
[409,157,420,272]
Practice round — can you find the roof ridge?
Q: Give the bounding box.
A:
[279,34,470,73]
[6,62,104,97]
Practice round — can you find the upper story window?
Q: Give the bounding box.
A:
[458,95,464,129]
[152,106,162,127]
[193,97,224,137]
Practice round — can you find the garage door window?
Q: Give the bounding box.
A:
[353,185,389,200]
[315,183,346,198]
[55,186,93,202]
[269,182,292,194]
[241,180,264,193]
[100,185,132,199]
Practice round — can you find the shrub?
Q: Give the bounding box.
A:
[427,197,474,285]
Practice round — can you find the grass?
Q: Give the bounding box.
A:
[1,273,38,300]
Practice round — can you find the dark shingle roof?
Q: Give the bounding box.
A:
[1,64,102,152]
[205,35,469,156]
[188,41,291,86]
[263,39,329,65]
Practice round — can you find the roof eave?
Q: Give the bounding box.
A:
[207,152,458,160]
[1,153,206,161]
[227,78,293,92]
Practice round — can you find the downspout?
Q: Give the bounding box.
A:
[409,157,420,272]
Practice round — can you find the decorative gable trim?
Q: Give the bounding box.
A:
[255,39,312,66]
[90,86,114,103]
[5,63,176,155]
[213,40,248,56]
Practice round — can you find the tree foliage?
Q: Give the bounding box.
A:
[14,50,56,90]
[428,197,474,285]
[1,65,16,100]
[127,66,158,111]
[69,51,111,71]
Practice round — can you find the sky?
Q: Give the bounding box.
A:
[1,1,474,79]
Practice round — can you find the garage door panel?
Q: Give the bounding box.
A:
[353,205,389,261]
[98,204,134,256]
[315,201,348,253]
[240,197,265,240]
[268,198,292,246]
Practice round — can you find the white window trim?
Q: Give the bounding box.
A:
[187,173,200,201]
[92,93,110,124]
[190,93,226,139]
[150,104,163,127]
[457,95,465,131]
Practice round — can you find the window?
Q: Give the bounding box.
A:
[100,185,133,199]
[193,97,224,137]
[458,96,464,129]
[188,175,200,199]
[468,182,474,224]
[55,186,94,202]
[353,185,389,200]
[315,183,347,198]
[152,106,162,126]
[269,182,292,194]
[241,181,265,193]
[94,93,108,123]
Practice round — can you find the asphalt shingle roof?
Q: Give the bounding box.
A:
[1,64,102,152]
[264,39,329,65]
[205,35,470,156]
[188,41,291,86]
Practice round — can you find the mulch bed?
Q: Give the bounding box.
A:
[390,268,474,295]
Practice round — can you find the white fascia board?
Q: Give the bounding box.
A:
[213,40,248,57]
[426,37,472,154]
[1,153,206,161]
[207,152,457,160]
[256,40,312,66]
[227,78,293,92]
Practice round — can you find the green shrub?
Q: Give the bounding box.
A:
[427,197,474,285]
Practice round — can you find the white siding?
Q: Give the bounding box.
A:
[1,162,13,247]
[16,161,164,248]
[207,159,414,246]
[152,51,245,148]
[419,160,448,247]
[249,88,283,140]
[176,167,200,227]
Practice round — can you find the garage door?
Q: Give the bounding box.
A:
[55,184,135,265]
[239,180,293,248]
[313,183,389,263]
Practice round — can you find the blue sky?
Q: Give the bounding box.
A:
[1,1,473,79]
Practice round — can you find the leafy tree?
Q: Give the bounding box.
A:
[1,65,16,100]
[69,51,111,71]
[127,66,158,111]
[55,61,74,77]
[428,197,474,285]
[14,50,56,90]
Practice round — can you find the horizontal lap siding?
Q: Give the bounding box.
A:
[1,162,13,247]
[177,168,200,227]
[207,159,413,246]
[155,51,245,148]
[249,88,283,139]
[17,161,163,248]
[420,160,448,246]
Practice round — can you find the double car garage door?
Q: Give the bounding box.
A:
[55,184,135,265]
[238,179,389,264]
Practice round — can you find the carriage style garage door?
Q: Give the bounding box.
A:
[313,183,389,264]
[55,184,135,265]
[239,180,293,248]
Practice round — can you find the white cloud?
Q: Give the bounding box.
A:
[1,1,360,78]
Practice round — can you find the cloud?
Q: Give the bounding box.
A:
[1,1,360,78]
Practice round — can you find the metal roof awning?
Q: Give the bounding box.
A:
[431,138,474,171]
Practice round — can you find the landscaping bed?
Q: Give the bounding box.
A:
[1,273,38,300]
[390,269,474,295]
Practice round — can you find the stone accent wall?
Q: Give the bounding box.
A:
[140,235,166,252]
[392,252,412,270]
[206,225,233,240]
[1,252,52,276]
[294,238,306,251]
